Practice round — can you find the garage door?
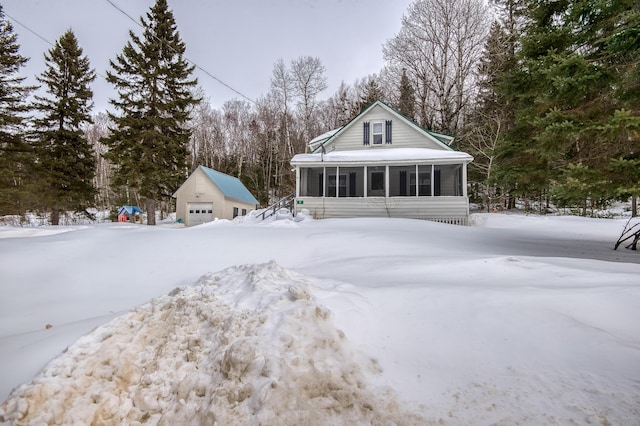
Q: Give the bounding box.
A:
[187,202,213,226]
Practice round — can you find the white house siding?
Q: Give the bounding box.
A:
[221,198,257,221]
[294,197,469,225]
[325,105,445,152]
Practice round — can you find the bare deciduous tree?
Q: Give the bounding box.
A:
[85,112,113,210]
[290,56,328,146]
[384,0,490,134]
[188,91,225,171]
[271,59,295,156]
[222,99,254,179]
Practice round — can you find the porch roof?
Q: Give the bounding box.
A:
[291,148,473,165]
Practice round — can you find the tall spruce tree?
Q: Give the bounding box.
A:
[0,6,35,215]
[398,68,415,121]
[463,21,516,211]
[104,0,198,225]
[462,0,525,210]
[496,0,640,215]
[355,76,384,114]
[32,29,96,225]
[491,0,559,210]
[602,2,640,216]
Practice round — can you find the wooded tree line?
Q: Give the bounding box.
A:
[1,0,638,224]
[463,0,640,216]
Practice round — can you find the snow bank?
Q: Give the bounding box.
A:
[0,261,422,425]
[237,207,313,225]
[0,224,90,239]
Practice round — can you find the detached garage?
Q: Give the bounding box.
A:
[173,166,259,226]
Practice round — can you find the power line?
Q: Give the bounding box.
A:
[104,0,256,104]
[4,12,53,48]
[5,11,108,81]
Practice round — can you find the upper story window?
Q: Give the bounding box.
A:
[372,122,383,144]
[363,120,392,146]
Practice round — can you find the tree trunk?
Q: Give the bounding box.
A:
[51,208,60,226]
[632,196,637,218]
[146,199,156,225]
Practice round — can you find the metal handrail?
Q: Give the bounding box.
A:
[258,193,295,221]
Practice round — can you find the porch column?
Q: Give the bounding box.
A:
[385,165,389,198]
[363,166,368,198]
[462,163,468,197]
[431,165,435,196]
[295,167,300,197]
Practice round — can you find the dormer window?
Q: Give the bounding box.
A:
[372,122,383,144]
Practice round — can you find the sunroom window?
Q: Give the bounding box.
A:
[435,164,463,196]
[389,166,413,196]
[327,174,346,197]
[338,167,364,197]
[299,167,324,196]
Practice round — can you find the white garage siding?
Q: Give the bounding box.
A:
[174,166,259,225]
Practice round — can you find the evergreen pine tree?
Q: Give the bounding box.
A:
[603,2,640,216]
[464,0,525,210]
[463,21,516,211]
[104,0,198,225]
[32,29,96,225]
[0,6,36,215]
[495,0,640,214]
[398,68,415,121]
[492,0,564,209]
[354,76,384,116]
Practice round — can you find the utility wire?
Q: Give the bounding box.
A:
[5,11,108,81]
[4,12,53,47]
[104,0,256,104]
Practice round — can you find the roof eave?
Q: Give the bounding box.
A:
[291,157,473,167]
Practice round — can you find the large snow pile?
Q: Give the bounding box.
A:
[0,213,639,425]
[0,261,421,425]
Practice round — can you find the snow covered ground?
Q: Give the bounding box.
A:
[0,212,639,425]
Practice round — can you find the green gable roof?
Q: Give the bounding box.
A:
[199,166,258,205]
[310,99,456,153]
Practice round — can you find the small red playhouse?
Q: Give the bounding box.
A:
[117,205,144,223]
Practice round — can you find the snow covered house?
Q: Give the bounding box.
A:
[173,166,259,226]
[290,100,473,225]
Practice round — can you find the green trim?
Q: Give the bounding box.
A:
[309,99,456,153]
[373,99,456,147]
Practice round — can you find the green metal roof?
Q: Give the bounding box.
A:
[199,166,258,205]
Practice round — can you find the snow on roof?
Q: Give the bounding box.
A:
[291,148,473,164]
[308,127,343,147]
[200,166,259,205]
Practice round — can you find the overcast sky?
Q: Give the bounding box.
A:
[3,0,413,113]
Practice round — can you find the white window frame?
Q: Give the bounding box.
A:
[372,122,383,145]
